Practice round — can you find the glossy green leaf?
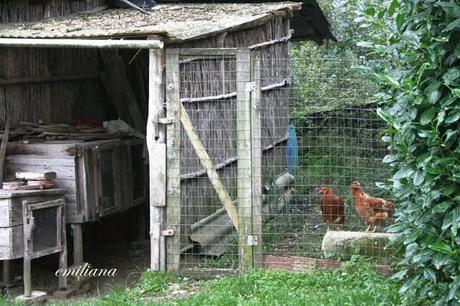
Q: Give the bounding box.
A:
[420,107,436,125]
[429,242,453,254]
[444,19,460,32]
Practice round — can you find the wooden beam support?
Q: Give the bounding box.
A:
[71,224,83,266]
[147,47,166,272]
[165,51,181,272]
[250,51,263,268]
[0,74,100,86]
[237,49,253,272]
[179,102,240,231]
[0,38,163,49]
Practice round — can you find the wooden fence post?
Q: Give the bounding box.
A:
[250,51,263,268]
[148,47,167,271]
[237,49,253,272]
[165,51,181,272]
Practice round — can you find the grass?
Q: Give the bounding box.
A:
[29,258,408,306]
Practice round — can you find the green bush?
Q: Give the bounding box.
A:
[357,1,460,304]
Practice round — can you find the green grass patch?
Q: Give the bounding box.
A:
[168,259,403,306]
[49,259,410,306]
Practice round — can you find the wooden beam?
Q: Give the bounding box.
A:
[0,74,100,86]
[180,79,289,103]
[58,204,67,289]
[179,103,240,230]
[179,135,288,180]
[0,38,163,49]
[22,201,32,298]
[165,51,181,272]
[71,224,83,265]
[147,47,166,272]
[248,30,293,50]
[251,51,263,268]
[236,49,253,272]
[0,117,10,185]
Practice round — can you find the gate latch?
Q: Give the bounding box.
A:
[246,235,258,246]
[161,229,175,236]
[245,82,256,92]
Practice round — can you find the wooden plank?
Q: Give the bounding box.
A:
[0,117,10,184]
[150,143,166,270]
[236,49,253,272]
[6,155,75,166]
[179,102,240,231]
[22,201,32,297]
[0,73,99,86]
[147,41,167,266]
[176,48,238,56]
[250,52,263,268]
[0,38,164,49]
[180,79,289,104]
[58,204,67,289]
[6,163,76,180]
[15,171,56,180]
[165,51,181,272]
[71,224,83,265]
[2,260,11,286]
[75,149,87,218]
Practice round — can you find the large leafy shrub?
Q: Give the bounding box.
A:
[357,1,460,304]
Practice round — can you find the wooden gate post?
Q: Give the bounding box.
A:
[147,46,167,271]
[250,51,263,268]
[237,49,253,272]
[165,51,181,272]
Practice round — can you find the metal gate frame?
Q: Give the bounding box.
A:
[163,48,263,272]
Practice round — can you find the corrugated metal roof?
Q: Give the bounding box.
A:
[0,3,301,42]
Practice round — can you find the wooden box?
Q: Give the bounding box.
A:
[5,138,147,224]
[0,189,66,260]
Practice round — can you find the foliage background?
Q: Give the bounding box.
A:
[356,0,460,305]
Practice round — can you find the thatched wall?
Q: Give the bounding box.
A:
[0,0,108,23]
[172,15,291,229]
[0,48,111,124]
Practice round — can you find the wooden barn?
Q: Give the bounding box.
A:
[0,0,334,297]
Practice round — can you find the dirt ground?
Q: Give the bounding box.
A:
[2,240,150,302]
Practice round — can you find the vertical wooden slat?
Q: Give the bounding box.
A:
[237,49,253,272]
[58,204,67,289]
[165,50,181,272]
[22,201,32,297]
[71,224,83,265]
[148,46,166,271]
[250,51,263,268]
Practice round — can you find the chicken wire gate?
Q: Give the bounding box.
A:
[155,48,394,274]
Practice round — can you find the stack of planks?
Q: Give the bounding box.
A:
[0,121,118,142]
[2,171,56,190]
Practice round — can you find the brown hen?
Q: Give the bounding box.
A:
[319,186,345,230]
[351,180,394,232]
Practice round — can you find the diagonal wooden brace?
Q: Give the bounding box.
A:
[179,102,240,231]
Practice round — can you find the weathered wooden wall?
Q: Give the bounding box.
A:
[0,0,108,23]
[0,48,111,124]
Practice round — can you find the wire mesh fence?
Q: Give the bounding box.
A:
[163,48,394,274]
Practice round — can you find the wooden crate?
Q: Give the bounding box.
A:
[5,139,146,223]
[0,189,66,260]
